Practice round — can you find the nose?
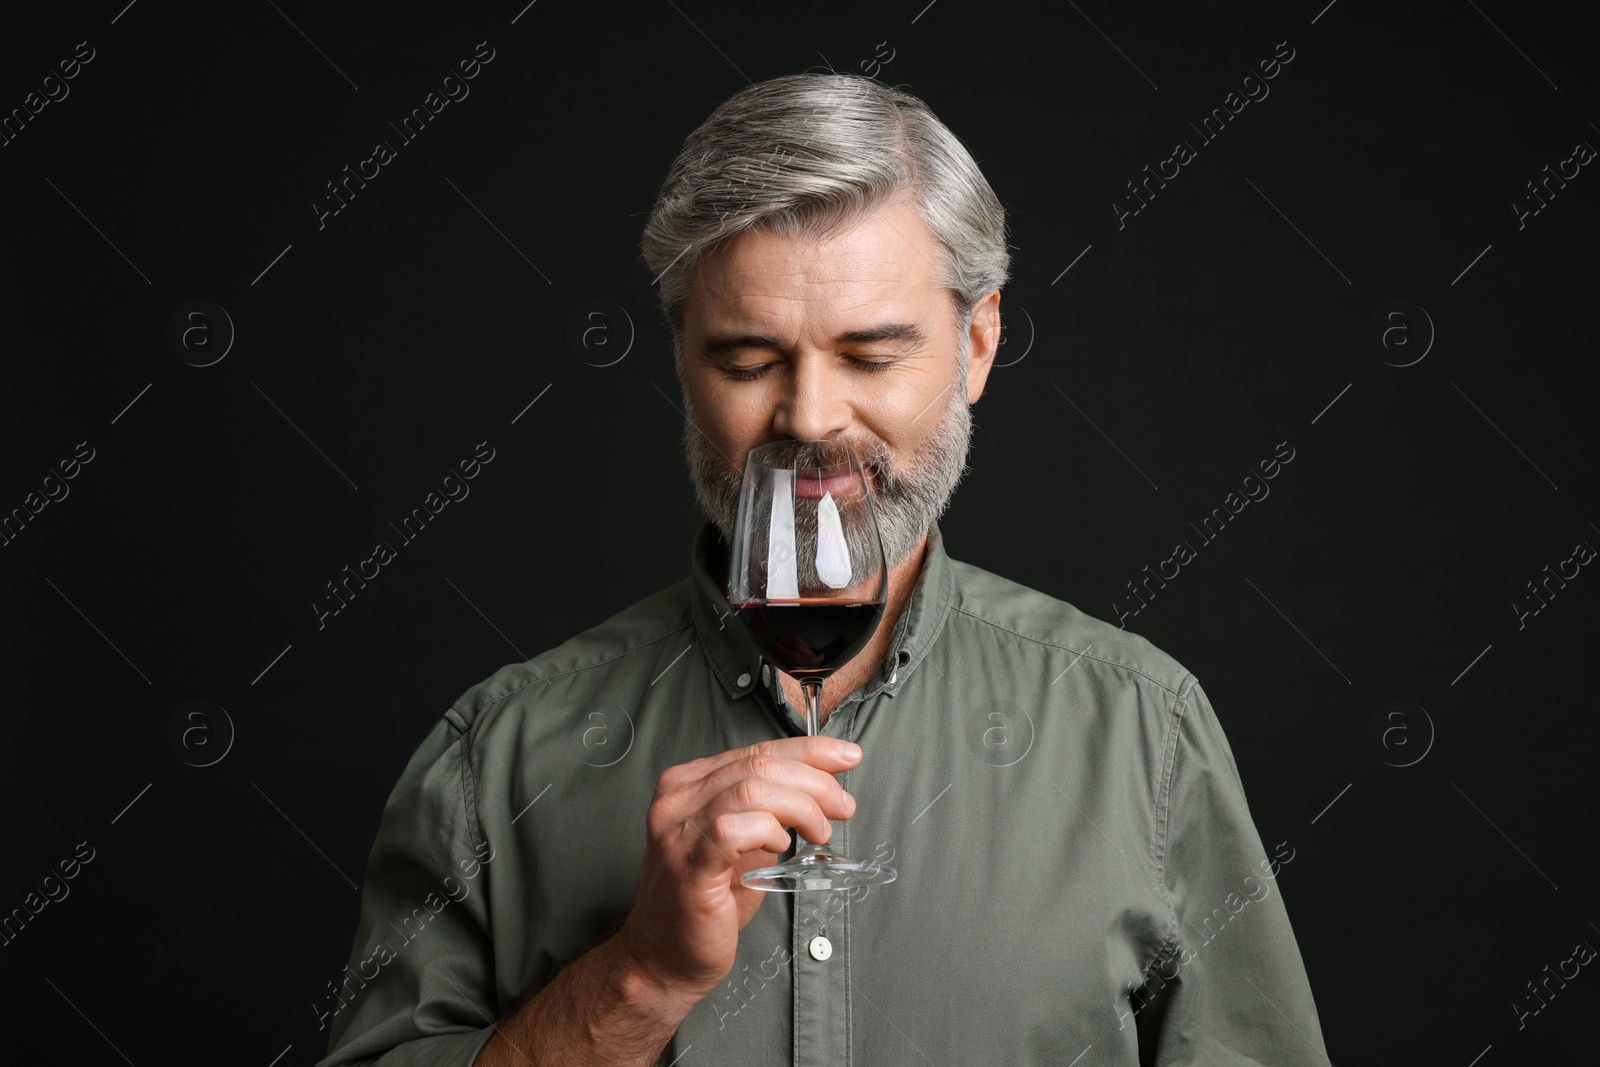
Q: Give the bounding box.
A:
[772,351,853,443]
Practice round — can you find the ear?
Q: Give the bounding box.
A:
[965,289,1002,404]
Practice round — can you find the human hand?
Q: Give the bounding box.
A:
[616,735,862,999]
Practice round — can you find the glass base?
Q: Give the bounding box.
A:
[741,848,898,893]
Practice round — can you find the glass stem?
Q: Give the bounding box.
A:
[795,676,829,860]
[802,676,823,737]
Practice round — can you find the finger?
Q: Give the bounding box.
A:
[701,777,843,848]
[694,751,857,825]
[684,810,792,870]
[658,735,863,793]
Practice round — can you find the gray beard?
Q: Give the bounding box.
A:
[681,371,974,587]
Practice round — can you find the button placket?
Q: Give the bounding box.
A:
[792,817,852,1066]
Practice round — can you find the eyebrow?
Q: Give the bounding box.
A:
[700,321,930,360]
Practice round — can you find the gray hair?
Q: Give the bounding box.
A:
[639,73,1011,374]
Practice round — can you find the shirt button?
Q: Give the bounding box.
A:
[808,935,832,961]
[736,672,751,687]
[761,665,771,685]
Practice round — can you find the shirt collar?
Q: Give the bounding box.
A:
[689,518,956,704]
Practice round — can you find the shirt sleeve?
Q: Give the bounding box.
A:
[1132,677,1330,1066]
[316,710,499,1067]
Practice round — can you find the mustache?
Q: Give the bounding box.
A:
[740,438,896,486]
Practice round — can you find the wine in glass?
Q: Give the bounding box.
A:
[727,438,899,893]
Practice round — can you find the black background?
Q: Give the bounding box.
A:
[3,0,1597,1063]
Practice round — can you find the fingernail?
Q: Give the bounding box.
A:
[839,741,862,761]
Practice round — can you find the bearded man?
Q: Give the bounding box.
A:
[320,71,1327,1067]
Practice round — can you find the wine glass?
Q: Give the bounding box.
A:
[726,438,899,893]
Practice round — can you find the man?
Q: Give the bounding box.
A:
[319,72,1328,1066]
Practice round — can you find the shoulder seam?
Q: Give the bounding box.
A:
[451,614,700,764]
[1148,672,1200,971]
[453,615,697,745]
[948,604,1185,696]
[456,717,485,862]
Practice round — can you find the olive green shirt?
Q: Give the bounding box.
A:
[318,520,1328,1066]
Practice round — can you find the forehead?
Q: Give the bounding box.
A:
[685,200,944,328]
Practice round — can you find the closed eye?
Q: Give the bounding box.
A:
[726,357,894,381]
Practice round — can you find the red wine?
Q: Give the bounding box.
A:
[733,599,883,679]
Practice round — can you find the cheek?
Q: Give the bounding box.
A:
[868,372,948,446]
[699,382,770,445]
